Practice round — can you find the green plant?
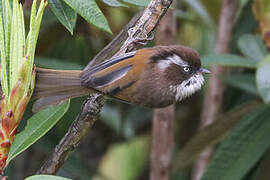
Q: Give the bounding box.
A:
[0,0,47,173]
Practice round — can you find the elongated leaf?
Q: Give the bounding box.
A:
[122,0,149,6]
[231,0,257,52]
[10,0,19,87]
[3,0,12,70]
[173,100,261,170]
[0,0,12,10]
[102,0,128,7]
[202,54,257,68]
[201,105,270,180]
[25,175,71,180]
[237,34,268,61]
[3,0,12,94]
[48,0,77,35]
[224,74,258,96]
[235,0,250,21]
[7,100,70,164]
[62,0,111,33]
[0,0,12,96]
[0,3,8,97]
[25,0,37,91]
[256,55,270,104]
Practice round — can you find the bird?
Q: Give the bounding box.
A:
[33,45,210,112]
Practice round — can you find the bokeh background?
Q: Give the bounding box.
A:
[4,0,270,179]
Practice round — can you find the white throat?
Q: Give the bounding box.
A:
[170,74,205,101]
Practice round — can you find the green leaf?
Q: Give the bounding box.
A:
[0,0,9,97]
[7,100,70,164]
[62,0,112,33]
[102,0,128,7]
[201,105,270,180]
[25,0,37,81]
[10,0,20,87]
[256,55,270,104]
[48,0,77,35]
[235,0,251,22]
[237,34,268,61]
[224,74,258,96]
[121,0,149,6]
[99,135,150,180]
[0,0,12,10]
[173,100,261,170]
[25,175,72,180]
[2,0,12,86]
[230,1,257,53]
[202,54,257,68]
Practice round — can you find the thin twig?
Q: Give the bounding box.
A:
[37,0,173,175]
[150,5,176,180]
[192,0,239,179]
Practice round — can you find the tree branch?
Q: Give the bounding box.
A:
[192,1,239,178]
[37,0,173,175]
[37,94,104,174]
[150,5,176,180]
[84,9,144,69]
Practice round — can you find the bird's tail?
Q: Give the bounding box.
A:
[33,68,93,112]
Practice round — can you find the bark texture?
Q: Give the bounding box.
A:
[37,94,104,174]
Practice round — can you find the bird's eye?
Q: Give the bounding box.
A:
[183,66,191,72]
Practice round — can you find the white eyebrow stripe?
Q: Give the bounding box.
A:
[167,54,188,66]
[158,60,172,70]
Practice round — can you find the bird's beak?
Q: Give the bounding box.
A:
[198,68,211,74]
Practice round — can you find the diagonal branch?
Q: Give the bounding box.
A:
[37,0,173,175]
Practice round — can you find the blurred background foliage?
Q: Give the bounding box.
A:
[3,0,270,179]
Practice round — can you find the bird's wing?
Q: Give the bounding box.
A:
[81,48,153,96]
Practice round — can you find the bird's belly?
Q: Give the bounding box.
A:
[113,86,175,108]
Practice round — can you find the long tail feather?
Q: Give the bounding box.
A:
[33,68,93,112]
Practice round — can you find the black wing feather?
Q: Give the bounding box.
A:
[86,65,133,88]
[81,51,136,87]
